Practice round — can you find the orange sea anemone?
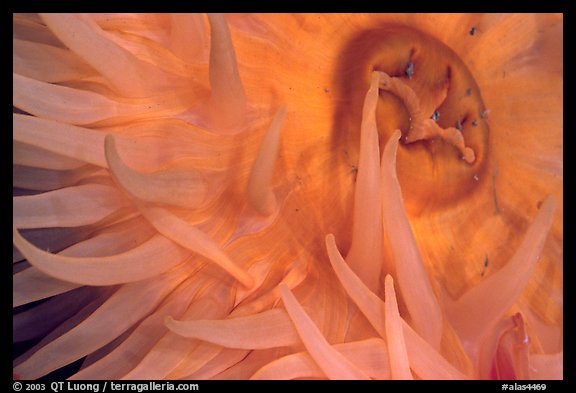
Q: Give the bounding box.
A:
[13,13,563,380]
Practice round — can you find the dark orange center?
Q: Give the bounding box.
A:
[334,25,490,213]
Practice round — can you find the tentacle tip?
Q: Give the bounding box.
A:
[104,133,117,152]
[103,133,117,161]
[384,273,394,286]
[277,104,287,117]
[370,70,381,86]
[324,233,342,257]
[462,147,476,164]
[240,274,256,290]
[325,233,335,244]
[538,194,556,213]
[163,315,175,327]
[278,282,291,301]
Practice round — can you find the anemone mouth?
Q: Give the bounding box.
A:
[333,24,490,213]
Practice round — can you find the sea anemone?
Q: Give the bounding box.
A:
[13,13,563,380]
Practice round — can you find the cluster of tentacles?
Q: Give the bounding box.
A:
[13,13,562,380]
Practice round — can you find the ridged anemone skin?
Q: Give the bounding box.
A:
[13,13,562,380]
